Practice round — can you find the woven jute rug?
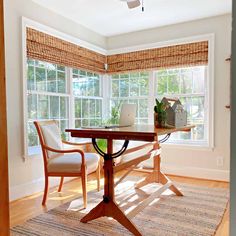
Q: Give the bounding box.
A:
[11,178,229,236]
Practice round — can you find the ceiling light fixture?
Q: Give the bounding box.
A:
[120,0,145,12]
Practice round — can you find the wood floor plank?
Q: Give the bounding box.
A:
[10,172,229,235]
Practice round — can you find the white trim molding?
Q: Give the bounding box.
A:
[9,177,77,202]
[107,33,215,55]
[161,164,229,182]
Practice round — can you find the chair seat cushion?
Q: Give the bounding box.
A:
[47,153,99,174]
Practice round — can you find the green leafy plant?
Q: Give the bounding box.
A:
[154,99,167,127]
[97,102,122,152]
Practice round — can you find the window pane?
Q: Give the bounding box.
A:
[36,67,46,91]
[120,79,129,97]
[60,120,69,140]
[74,98,81,118]
[27,59,34,66]
[60,97,68,119]
[35,60,46,68]
[180,72,192,94]
[28,94,37,119]
[27,66,35,90]
[82,99,89,118]
[28,122,38,147]
[139,77,148,96]
[47,69,57,93]
[82,119,89,127]
[168,74,179,94]
[87,77,94,96]
[191,97,204,120]
[89,99,96,118]
[38,95,49,119]
[57,71,66,93]
[192,124,205,140]
[112,80,119,97]
[95,99,102,118]
[156,76,167,95]
[193,67,205,93]
[130,77,139,97]
[50,96,59,119]
[139,99,148,118]
[57,65,65,72]
[94,78,100,97]
[75,119,81,128]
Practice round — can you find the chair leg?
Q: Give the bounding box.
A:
[81,167,87,209]
[42,175,49,205]
[58,177,64,192]
[96,160,101,191]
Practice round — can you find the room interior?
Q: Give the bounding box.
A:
[0,0,235,235]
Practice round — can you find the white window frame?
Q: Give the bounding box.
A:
[153,66,209,146]
[107,34,214,149]
[26,60,71,157]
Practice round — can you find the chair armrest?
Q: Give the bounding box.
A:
[62,140,92,146]
[43,145,86,166]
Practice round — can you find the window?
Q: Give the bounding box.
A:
[26,60,103,156]
[155,66,207,144]
[110,66,208,146]
[26,61,209,156]
[110,72,149,124]
[72,69,102,127]
[27,59,70,155]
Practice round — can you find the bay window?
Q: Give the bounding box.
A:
[26,59,209,156]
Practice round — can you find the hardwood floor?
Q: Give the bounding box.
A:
[10,172,229,235]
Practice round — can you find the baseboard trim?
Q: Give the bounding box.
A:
[10,177,76,202]
[161,164,229,182]
[10,165,229,201]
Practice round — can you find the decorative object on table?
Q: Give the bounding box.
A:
[154,99,167,128]
[161,97,187,127]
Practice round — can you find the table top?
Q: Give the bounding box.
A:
[66,125,195,142]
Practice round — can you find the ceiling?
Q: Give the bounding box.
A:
[32,0,231,37]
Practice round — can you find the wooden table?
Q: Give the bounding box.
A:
[66,125,194,236]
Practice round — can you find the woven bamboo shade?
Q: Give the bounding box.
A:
[107,41,208,73]
[26,28,208,74]
[26,27,106,74]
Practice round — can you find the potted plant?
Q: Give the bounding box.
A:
[154,99,167,128]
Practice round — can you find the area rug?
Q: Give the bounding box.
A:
[11,178,229,236]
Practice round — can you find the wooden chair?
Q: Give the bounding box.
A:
[34,120,100,208]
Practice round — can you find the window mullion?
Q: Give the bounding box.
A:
[68,68,75,130]
[148,71,155,124]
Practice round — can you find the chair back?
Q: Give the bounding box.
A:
[34,121,63,162]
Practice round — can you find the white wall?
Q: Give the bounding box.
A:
[4,0,106,201]
[4,1,231,201]
[108,14,231,181]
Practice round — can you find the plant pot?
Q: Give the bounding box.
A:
[154,113,165,128]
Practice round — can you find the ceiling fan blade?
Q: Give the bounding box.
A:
[127,0,140,9]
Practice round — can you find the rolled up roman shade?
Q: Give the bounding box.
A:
[26,27,106,74]
[107,41,208,74]
[26,27,208,74]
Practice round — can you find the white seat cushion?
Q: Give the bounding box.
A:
[47,153,99,174]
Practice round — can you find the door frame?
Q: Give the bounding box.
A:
[0,0,10,235]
